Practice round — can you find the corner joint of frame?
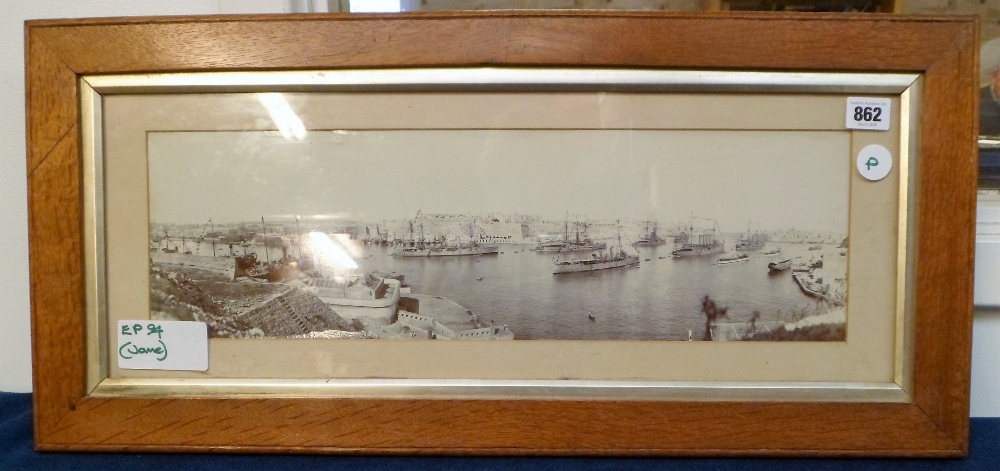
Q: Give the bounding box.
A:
[909,399,969,453]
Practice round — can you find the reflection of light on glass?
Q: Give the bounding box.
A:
[332,233,363,258]
[649,164,659,210]
[302,213,350,220]
[257,93,307,140]
[307,231,358,269]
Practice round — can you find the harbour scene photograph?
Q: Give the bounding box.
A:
[147,129,850,342]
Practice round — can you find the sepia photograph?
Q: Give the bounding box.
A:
[148,127,849,342]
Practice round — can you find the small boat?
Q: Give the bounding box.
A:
[768,259,792,272]
[588,314,596,321]
[792,262,812,273]
[808,245,822,251]
[761,248,781,257]
[476,277,484,281]
[716,253,750,265]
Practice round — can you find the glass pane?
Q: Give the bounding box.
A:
[899,2,1000,187]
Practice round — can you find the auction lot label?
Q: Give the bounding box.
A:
[846,97,891,131]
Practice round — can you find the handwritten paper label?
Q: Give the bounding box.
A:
[117,320,208,371]
[846,97,891,131]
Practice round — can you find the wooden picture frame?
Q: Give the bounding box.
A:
[26,11,978,456]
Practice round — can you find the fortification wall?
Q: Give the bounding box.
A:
[397,311,457,339]
[239,288,353,337]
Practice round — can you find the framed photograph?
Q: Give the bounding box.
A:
[26,12,977,456]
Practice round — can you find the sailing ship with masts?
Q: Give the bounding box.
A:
[553,221,639,274]
[155,228,179,253]
[671,220,691,246]
[234,216,300,282]
[632,221,667,247]
[535,213,607,252]
[392,211,499,257]
[671,215,724,258]
[735,222,766,250]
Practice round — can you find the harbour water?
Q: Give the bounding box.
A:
[162,236,845,341]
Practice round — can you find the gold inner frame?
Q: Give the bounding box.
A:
[81,70,920,402]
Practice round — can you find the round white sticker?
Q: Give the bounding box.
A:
[856,144,893,181]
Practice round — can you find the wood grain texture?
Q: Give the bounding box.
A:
[25,12,978,456]
[25,24,85,446]
[910,16,979,454]
[27,128,84,441]
[37,398,958,455]
[25,34,77,174]
[31,12,968,73]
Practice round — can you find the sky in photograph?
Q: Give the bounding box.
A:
[148,129,850,233]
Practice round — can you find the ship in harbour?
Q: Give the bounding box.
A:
[632,221,668,247]
[673,230,689,246]
[535,236,570,252]
[394,242,499,257]
[768,259,792,272]
[553,222,639,274]
[735,223,767,251]
[392,211,499,257]
[671,216,725,258]
[536,214,607,253]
